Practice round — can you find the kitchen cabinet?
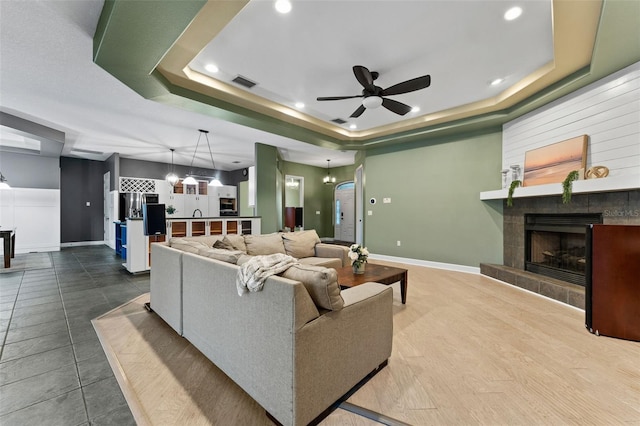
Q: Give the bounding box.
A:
[166,193,185,217]
[166,217,261,238]
[208,196,220,217]
[124,218,166,273]
[184,194,208,217]
[115,222,126,259]
[216,185,237,198]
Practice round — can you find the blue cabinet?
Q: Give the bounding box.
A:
[115,222,127,260]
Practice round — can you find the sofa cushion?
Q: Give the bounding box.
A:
[224,235,247,253]
[298,257,342,270]
[169,238,210,253]
[282,230,321,259]
[197,247,244,264]
[181,235,224,247]
[244,233,286,256]
[281,264,344,311]
[213,238,235,250]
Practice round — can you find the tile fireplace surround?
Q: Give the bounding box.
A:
[481,189,640,309]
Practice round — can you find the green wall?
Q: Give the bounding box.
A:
[281,161,355,237]
[364,131,504,267]
[255,143,280,234]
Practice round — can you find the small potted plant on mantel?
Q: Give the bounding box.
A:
[562,170,580,204]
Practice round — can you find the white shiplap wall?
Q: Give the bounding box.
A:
[503,61,640,180]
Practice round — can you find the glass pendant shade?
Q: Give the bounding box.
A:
[165,172,179,186]
[208,178,223,187]
[182,176,198,185]
[165,149,179,186]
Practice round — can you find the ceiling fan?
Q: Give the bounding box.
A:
[317,65,431,118]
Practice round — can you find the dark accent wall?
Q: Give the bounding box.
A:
[60,157,106,243]
[118,157,236,187]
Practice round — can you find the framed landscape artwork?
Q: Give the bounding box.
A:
[523,135,588,187]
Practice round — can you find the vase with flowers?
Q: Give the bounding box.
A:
[348,244,369,274]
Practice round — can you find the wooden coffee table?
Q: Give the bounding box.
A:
[337,263,408,304]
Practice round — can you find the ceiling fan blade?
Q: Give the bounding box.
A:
[381,75,431,96]
[316,95,362,101]
[382,98,412,115]
[350,104,366,118]
[353,65,375,90]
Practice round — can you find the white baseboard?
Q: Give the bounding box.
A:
[60,241,108,248]
[369,254,480,275]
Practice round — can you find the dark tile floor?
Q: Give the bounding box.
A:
[0,246,149,425]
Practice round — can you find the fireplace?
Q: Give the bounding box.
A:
[525,214,602,286]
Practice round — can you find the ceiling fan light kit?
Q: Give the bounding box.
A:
[317,65,431,118]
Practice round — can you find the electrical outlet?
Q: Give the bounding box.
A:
[368,210,373,216]
[397,240,401,246]
[383,197,391,204]
[86,201,91,207]
[316,211,320,215]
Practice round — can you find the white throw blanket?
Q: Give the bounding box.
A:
[236,253,298,296]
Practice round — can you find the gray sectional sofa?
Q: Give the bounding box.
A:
[149,230,394,426]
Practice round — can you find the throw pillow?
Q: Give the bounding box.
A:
[282,230,321,259]
[197,247,244,264]
[281,264,343,311]
[244,233,286,256]
[224,235,247,253]
[169,238,210,254]
[213,238,235,250]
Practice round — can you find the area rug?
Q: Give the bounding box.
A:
[92,294,392,425]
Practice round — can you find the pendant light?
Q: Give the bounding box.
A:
[183,129,222,186]
[323,159,336,184]
[204,130,222,187]
[0,172,10,189]
[165,149,179,186]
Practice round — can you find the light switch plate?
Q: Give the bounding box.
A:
[383,198,391,203]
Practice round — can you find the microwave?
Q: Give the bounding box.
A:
[220,197,237,216]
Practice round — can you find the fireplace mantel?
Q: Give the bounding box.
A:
[480,174,640,201]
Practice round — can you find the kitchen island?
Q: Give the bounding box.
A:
[166,216,261,238]
[122,216,261,273]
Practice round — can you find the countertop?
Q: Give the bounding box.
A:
[166,216,260,220]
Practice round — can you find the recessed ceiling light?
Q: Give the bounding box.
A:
[504,6,522,21]
[275,0,292,14]
[349,124,357,129]
[295,102,305,108]
[491,78,504,86]
[411,106,420,113]
[205,64,219,73]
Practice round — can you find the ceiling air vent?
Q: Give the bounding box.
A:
[331,118,347,125]
[232,75,257,89]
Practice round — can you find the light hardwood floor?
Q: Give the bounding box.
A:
[93,261,640,425]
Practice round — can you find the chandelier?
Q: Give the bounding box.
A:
[165,148,179,186]
[183,129,223,187]
[323,159,336,185]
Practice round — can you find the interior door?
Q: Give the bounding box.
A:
[334,182,355,242]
